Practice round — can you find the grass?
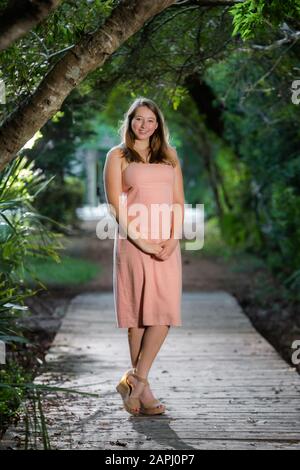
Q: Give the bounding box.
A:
[23,255,101,287]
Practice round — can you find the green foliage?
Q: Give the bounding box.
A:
[0,156,63,435]
[219,210,262,251]
[0,0,299,305]
[269,184,300,280]
[0,155,63,345]
[213,146,263,250]
[166,86,189,111]
[200,217,231,259]
[205,47,300,299]
[196,217,267,275]
[0,362,32,429]
[25,98,96,177]
[0,0,115,116]
[34,176,84,230]
[0,156,63,282]
[230,0,300,40]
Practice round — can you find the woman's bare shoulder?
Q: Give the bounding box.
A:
[106,144,124,158]
[106,145,125,169]
[167,144,178,155]
[166,145,180,167]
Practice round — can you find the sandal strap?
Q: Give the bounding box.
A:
[132,372,148,385]
[141,399,163,409]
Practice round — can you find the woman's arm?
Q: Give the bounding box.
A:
[103,147,142,247]
[153,147,185,261]
[169,146,185,240]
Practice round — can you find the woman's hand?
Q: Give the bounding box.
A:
[136,239,164,256]
[153,239,178,261]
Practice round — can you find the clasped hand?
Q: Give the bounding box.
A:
[139,238,178,261]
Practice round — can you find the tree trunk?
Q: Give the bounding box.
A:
[200,133,224,219]
[185,73,233,213]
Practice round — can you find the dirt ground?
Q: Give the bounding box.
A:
[24,227,300,375]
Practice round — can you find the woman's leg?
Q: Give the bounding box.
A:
[130,325,170,398]
[128,327,145,368]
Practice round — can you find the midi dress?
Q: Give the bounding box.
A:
[112,161,182,328]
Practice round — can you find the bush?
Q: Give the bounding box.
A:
[0,156,63,435]
[34,176,84,230]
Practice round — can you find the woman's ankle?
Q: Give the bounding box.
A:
[133,368,148,380]
[130,379,146,398]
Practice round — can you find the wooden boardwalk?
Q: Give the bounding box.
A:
[3,291,300,450]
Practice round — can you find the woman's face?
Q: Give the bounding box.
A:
[131,106,158,141]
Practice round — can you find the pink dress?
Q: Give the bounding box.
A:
[113,162,182,328]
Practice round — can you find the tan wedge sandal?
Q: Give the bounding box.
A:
[116,370,148,416]
[140,398,166,416]
[127,370,166,416]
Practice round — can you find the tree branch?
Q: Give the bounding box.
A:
[0,0,62,51]
[237,30,300,53]
[174,0,243,5]
[0,0,176,170]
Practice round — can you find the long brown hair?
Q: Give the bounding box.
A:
[118,97,177,167]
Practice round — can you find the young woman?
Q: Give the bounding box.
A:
[103,97,184,416]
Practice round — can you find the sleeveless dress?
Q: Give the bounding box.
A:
[112,162,182,328]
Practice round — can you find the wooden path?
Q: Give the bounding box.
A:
[3,291,300,450]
